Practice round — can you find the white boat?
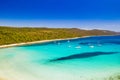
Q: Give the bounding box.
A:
[90,45,94,48]
[75,46,81,49]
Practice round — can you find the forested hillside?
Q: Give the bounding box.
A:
[0,26,117,45]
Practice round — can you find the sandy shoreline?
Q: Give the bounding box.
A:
[0,35,118,48]
[0,36,90,48]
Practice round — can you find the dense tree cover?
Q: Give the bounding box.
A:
[0,26,117,45]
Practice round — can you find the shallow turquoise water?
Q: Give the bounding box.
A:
[0,35,120,80]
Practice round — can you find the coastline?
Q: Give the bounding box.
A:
[0,35,118,49]
[0,36,89,48]
[0,35,120,80]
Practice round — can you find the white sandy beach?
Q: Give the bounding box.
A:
[0,37,84,48]
[0,35,117,48]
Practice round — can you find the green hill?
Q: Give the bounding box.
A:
[0,26,118,45]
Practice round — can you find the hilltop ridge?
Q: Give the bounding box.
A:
[0,26,118,45]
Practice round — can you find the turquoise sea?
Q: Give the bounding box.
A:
[0,35,120,80]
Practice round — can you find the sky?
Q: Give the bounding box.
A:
[0,0,120,31]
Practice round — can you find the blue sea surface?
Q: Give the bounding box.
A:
[0,35,120,80]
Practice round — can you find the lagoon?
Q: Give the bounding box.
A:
[0,35,120,80]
